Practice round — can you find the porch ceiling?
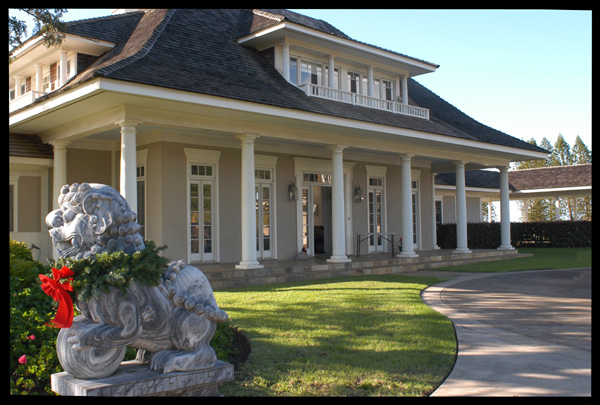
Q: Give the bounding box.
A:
[9,79,544,171]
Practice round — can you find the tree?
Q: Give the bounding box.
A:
[9,9,67,62]
[549,133,573,166]
[572,135,592,164]
[540,137,554,167]
[516,134,591,221]
[571,136,592,220]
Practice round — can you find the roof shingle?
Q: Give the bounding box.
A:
[28,9,548,155]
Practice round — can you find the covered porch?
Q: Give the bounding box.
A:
[199,248,528,290]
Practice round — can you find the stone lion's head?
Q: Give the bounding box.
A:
[46,183,145,260]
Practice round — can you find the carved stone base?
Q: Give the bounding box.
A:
[51,360,234,396]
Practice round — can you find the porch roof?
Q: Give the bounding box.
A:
[435,164,592,195]
[12,9,547,158]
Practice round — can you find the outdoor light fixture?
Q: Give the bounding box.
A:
[354,185,364,202]
[288,182,298,201]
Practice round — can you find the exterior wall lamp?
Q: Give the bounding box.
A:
[354,185,364,202]
[288,182,298,201]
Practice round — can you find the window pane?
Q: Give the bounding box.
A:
[290,57,298,85]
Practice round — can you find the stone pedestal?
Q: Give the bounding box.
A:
[51,360,234,396]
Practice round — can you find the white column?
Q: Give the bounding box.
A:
[327,145,351,263]
[117,121,139,213]
[51,141,70,210]
[399,154,418,257]
[15,77,22,97]
[282,44,290,82]
[35,64,43,93]
[367,66,374,98]
[555,196,561,220]
[59,51,67,87]
[431,172,440,250]
[401,75,408,104]
[236,134,263,269]
[453,161,471,253]
[51,140,69,260]
[498,166,514,250]
[328,55,336,89]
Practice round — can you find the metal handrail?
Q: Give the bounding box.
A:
[356,232,395,258]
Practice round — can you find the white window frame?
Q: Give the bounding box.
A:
[255,155,278,259]
[9,178,18,233]
[185,148,221,263]
[411,171,422,250]
[136,149,147,240]
[365,165,388,253]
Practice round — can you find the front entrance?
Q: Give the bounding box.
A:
[302,185,333,255]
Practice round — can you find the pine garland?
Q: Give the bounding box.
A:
[56,241,169,302]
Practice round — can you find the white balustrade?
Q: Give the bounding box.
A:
[299,83,429,120]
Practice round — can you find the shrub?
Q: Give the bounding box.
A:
[436,220,592,249]
[9,239,237,395]
[10,240,61,395]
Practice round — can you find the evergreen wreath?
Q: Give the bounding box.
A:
[55,241,169,302]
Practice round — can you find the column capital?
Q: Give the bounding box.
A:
[327,144,347,153]
[236,134,260,143]
[397,153,414,160]
[50,140,71,148]
[496,165,510,172]
[116,120,141,128]
[452,160,468,167]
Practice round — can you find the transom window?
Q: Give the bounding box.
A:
[191,164,214,177]
[255,168,272,181]
[303,172,332,184]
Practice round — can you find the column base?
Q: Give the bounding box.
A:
[453,248,472,254]
[235,261,264,270]
[497,245,515,251]
[397,251,419,258]
[327,256,351,263]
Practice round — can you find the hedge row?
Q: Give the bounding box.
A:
[436,221,592,249]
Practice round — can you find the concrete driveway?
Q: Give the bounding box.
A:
[421,268,591,397]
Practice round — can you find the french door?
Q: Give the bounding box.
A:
[256,183,272,259]
[301,186,313,255]
[190,180,214,262]
[368,189,385,252]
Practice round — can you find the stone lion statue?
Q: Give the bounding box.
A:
[46,183,228,379]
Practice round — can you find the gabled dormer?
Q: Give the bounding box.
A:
[236,9,439,119]
[9,33,116,112]
[9,10,144,113]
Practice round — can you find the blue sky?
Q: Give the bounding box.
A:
[13,9,592,151]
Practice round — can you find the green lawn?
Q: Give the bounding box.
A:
[436,247,591,273]
[212,248,590,396]
[214,275,456,397]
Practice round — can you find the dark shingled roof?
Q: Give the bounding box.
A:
[435,164,592,191]
[508,164,592,190]
[9,133,54,159]
[435,170,517,191]
[24,9,547,156]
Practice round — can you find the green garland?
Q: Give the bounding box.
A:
[56,241,169,302]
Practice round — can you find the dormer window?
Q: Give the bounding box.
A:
[347,71,360,94]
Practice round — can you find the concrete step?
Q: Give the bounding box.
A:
[200,249,527,290]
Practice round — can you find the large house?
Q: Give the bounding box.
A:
[9,9,548,266]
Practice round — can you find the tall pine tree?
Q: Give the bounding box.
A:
[515,134,591,221]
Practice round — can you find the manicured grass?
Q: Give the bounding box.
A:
[214,275,456,397]
[437,247,591,273]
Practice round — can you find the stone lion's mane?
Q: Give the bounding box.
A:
[51,183,145,259]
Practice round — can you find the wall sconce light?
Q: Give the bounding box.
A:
[288,182,298,201]
[354,185,364,202]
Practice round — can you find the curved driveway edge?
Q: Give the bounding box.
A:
[421,269,591,397]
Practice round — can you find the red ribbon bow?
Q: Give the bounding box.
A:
[39,266,75,328]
